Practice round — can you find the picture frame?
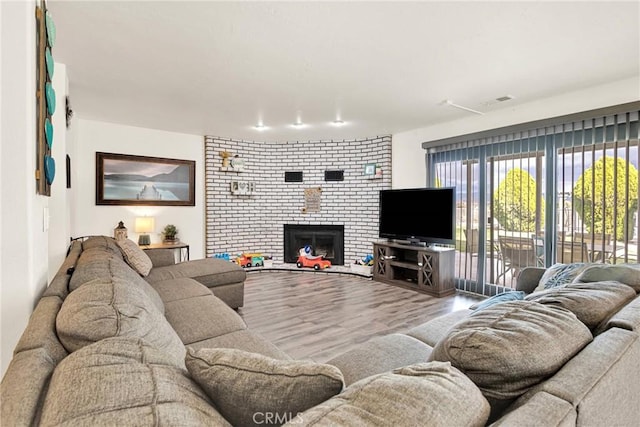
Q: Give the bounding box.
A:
[364,163,376,176]
[96,152,195,206]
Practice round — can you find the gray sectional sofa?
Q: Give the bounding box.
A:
[2,235,640,426]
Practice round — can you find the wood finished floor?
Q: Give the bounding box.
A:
[237,271,483,363]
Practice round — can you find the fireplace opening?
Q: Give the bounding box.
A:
[284,224,344,265]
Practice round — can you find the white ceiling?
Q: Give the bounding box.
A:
[48,1,640,142]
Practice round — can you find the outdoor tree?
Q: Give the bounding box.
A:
[573,156,639,241]
[493,168,542,232]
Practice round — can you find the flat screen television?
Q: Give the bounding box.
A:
[378,187,456,245]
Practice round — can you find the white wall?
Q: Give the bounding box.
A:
[73,120,205,259]
[0,0,53,376]
[47,63,71,283]
[392,77,640,189]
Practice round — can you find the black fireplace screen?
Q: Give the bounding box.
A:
[284,224,344,265]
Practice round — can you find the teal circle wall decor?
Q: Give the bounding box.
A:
[45,82,56,115]
[45,47,54,79]
[44,155,56,185]
[44,118,54,149]
[45,11,56,47]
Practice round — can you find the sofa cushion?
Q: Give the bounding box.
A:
[469,291,525,311]
[56,281,185,367]
[149,277,211,303]
[429,301,592,414]
[163,294,247,345]
[326,334,433,386]
[406,309,472,347]
[574,264,640,292]
[534,263,590,292]
[186,348,344,427]
[145,258,246,288]
[525,281,636,329]
[187,329,291,360]
[511,327,639,427]
[116,238,153,276]
[286,362,490,427]
[39,338,229,426]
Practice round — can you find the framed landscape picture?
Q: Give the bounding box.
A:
[96,152,195,206]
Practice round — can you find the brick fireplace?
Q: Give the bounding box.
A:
[204,135,392,264]
[284,224,344,265]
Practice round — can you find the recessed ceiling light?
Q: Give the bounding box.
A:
[332,119,345,126]
[254,123,267,130]
[292,121,305,128]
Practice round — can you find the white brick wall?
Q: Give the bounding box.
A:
[204,136,392,264]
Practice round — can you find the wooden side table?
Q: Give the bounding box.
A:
[141,242,190,262]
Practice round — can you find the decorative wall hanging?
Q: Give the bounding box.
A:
[65,155,71,188]
[96,152,196,206]
[65,96,73,128]
[303,187,322,213]
[35,0,56,195]
[230,181,256,196]
[364,163,376,176]
[219,151,232,167]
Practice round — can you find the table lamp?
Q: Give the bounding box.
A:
[135,216,154,245]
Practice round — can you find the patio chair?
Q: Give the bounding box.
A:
[557,241,592,264]
[572,232,612,262]
[497,236,538,283]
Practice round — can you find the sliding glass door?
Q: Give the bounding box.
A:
[427,109,639,296]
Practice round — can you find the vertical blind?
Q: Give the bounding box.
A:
[425,106,639,295]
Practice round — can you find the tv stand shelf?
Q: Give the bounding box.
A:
[373,241,455,297]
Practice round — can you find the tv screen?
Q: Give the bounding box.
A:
[379,187,456,245]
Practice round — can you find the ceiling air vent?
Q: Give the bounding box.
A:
[496,95,515,102]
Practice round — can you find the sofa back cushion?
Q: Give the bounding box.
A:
[56,281,185,367]
[69,250,164,314]
[429,301,592,418]
[574,264,640,292]
[0,348,56,427]
[14,296,68,363]
[39,338,229,426]
[287,362,490,427]
[80,236,124,261]
[525,281,636,330]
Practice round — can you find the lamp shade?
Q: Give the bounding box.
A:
[135,217,155,233]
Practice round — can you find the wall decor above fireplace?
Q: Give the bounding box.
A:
[285,171,303,182]
[324,170,344,181]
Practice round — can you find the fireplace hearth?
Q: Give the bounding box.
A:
[284,224,345,265]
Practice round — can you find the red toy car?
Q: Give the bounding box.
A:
[296,255,331,270]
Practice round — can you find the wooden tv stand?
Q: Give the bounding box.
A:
[372,241,456,297]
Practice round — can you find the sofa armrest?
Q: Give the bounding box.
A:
[516,267,545,294]
[145,249,176,267]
